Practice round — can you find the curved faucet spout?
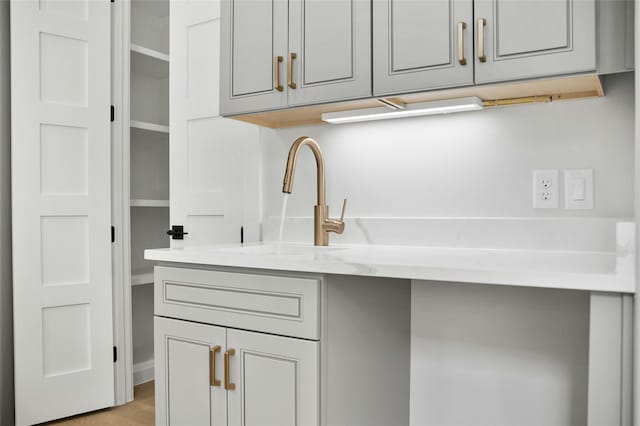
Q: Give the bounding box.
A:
[282,136,325,206]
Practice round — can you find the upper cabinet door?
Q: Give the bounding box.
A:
[11,1,114,424]
[373,0,474,96]
[287,0,371,106]
[220,0,288,115]
[227,329,319,426]
[474,0,596,84]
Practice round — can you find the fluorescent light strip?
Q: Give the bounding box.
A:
[322,96,484,124]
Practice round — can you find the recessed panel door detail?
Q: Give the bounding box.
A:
[220,0,288,114]
[172,1,261,247]
[287,0,371,106]
[154,317,227,426]
[373,0,474,95]
[10,0,113,424]
[474,0,596,83]
[227,329,320,426]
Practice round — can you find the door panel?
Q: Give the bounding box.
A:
[154,317,227,426]
[474,0,596,83]
[227,329,319,426]
[171,0,261,247]
[10,1,113,424]
[220,0,288,114]
[288,0,371,106]
[495,1,569,56]
[231,2,276,96]
[373,0,474,95]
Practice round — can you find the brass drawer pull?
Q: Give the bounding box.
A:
[288,52,297,89]
[457,21,467,65]
[210,345,221,386]
[274,55,284,92]
[224,348,236,390]
[478,18,487,62]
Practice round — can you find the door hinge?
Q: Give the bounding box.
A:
[240,226,244,244]
[110,105,115,122]
[111,226,115,243]
[113,346,117,363]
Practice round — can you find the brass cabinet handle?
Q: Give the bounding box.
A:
[478,18,487,62]
[224,348,236,390]
[274,55,284,92]
[457,21,467,65]
[209,346,221,386]
[287,52,297,89]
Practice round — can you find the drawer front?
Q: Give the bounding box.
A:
[154,266,322,340]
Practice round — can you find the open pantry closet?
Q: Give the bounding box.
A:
[112,0,170,404]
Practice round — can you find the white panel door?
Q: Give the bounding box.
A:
[170,0,260,248]
[10,1,113,424]
[154,317,227,426]
[227,329,319,426]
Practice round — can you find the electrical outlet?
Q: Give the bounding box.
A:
[533,169,559,209]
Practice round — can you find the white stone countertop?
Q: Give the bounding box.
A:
[145,223,635,293]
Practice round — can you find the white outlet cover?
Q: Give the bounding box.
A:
[565,169,594,210]
[533,169,559,209]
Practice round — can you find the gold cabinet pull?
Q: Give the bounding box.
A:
[209,346,221,386]
[274,55,284,92]
[224,348,236,390]
[457,21,467,65]
[477,18,487,62]
[287,52,297,89]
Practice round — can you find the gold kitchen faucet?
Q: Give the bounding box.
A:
[282,136,347,246]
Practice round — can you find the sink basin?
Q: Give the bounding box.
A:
[217,244,348,257]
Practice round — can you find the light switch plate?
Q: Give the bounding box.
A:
[533,169,559,209]
[565,169,594,210]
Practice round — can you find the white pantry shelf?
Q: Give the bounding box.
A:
[131,272,154,286]
[131,43,169,62]
[130,120,169,134]
[130,199,170,208]
[131,44,169,79]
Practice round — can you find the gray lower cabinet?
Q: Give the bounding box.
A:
[287,0,372,106]
[474,0,596,84]
[153,266,411,426]
[373,0,474,96]
[219,0,288,115]
[154,316,319,426]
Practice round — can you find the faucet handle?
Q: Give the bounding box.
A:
[339,198,347,222]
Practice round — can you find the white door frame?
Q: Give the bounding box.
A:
[111,0,134,405]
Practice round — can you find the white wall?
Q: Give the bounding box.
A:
[0,0,13,423]
[261,73,634,251]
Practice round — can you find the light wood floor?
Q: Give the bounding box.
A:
[47,382,155,425]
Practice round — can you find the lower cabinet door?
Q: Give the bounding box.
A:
[154,317,227,426]
[226,329,320,426]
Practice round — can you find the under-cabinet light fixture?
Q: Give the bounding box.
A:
[321,96,484,124]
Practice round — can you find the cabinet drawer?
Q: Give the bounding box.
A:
[154,266,322,340]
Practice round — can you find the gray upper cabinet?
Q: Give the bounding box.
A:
[220,0,628,119]
[373,0,474,96]
[474,0,596,84]
[287,0,372,106]
[220,0,288,115]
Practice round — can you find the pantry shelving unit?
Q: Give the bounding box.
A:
[118,0,170,398]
